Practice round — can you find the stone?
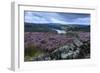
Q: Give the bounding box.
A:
[73,38,83,47]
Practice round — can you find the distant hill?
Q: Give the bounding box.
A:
[24,23,90,32]
[61,24,90,32]
[24,23,62,32]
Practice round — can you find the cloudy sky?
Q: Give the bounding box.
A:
[24,11,90,25]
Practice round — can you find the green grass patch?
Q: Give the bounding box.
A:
[24,44,47,61]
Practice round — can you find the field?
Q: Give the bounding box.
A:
[24,23,90,61]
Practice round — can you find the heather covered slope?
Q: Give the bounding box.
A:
[24,31,90,61]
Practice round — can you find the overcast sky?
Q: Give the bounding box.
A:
[24,11,90,25]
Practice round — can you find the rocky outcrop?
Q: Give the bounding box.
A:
[29,38,90,61]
